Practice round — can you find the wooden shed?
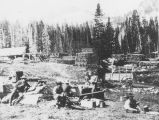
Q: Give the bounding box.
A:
[0,47,26,57]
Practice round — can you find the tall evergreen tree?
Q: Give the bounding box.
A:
[154,17,158,52]
[37,21,44,52]
[85,22,92,47]
[104,17,114,57]
[125,17,131,53]
[131,10,141,53]
[2,21,11,48]
[140,18,149,55]
[148,18,158,52]
[93,3,105,60]
[114,27,121,54]
[48,26,56,53]
[42,25,51,55]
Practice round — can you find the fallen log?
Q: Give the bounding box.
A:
[79,90,105,97]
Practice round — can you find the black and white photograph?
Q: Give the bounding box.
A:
[0,0,158,119]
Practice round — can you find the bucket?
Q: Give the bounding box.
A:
[120,96,123,102]
[99,101,105,108]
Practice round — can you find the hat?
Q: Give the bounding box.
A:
[56,81,62,85]
[144,105,149,108]
[124,93,134,98]
[63,80,70,84]
[128,93,134,97]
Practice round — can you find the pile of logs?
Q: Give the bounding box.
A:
[112,54,146,62]
[75,50,97,67]
[126,54,146,62]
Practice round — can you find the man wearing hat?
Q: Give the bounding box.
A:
[97,59,110,86]
[62,80,73,107]
[53,81,65,108]
[124,93,142,113]
[63,80,72,97]
[9,75,30,106]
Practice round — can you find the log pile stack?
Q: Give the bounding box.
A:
[126,54,146,62]
[81,48,94,53]
[112,54,126,61]
[60,56,76,64]
[75,48,98,67]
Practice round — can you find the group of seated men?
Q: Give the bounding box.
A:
[53,80,72,108]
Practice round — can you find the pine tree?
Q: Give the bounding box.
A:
[3,21,11,48]
[154,17,158,52]
[104,17,114,57]
[131,10,141,53]
[37,21,44,52]
[93,3,105,60]
[48,26,56,53]
[42,25,50,55]
[114,27,121,54]
[140,18,149,55]
[148,18,158,52]
[125,17,131,53]
[85,22,92,47]
[28,22,38,53]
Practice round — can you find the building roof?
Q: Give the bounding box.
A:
[0,47,26,57]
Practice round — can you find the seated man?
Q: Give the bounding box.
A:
[62,80,74,107]
[124,93,142,113]
[85,71,92,84]
[89,71,98,83]
[53,81,65,108]
[63,80,72,97]
[9,76,30,106]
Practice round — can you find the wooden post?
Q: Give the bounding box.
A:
[29,53,31,60]
[119,66,121,83]
[23,54,25,59]
[126,66,127,77]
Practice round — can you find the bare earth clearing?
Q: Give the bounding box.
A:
[0,62,159,120]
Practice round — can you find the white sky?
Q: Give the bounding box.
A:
[0,0,143,25]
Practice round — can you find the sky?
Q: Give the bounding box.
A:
[0,0,143,25]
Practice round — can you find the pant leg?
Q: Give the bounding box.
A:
[12,93,24,105]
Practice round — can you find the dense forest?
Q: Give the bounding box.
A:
[0,3,158,60]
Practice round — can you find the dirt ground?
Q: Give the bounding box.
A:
[0,62,159,120]
[1,100,159,120]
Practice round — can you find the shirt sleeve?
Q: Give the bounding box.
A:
[53,86,57,95]
[25,81,31,88]
[90,75,98,83]
[124,99,131,109]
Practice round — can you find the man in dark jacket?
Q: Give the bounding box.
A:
[53,81,65,108]
[97,60,109,85]
[9,76,30,106]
